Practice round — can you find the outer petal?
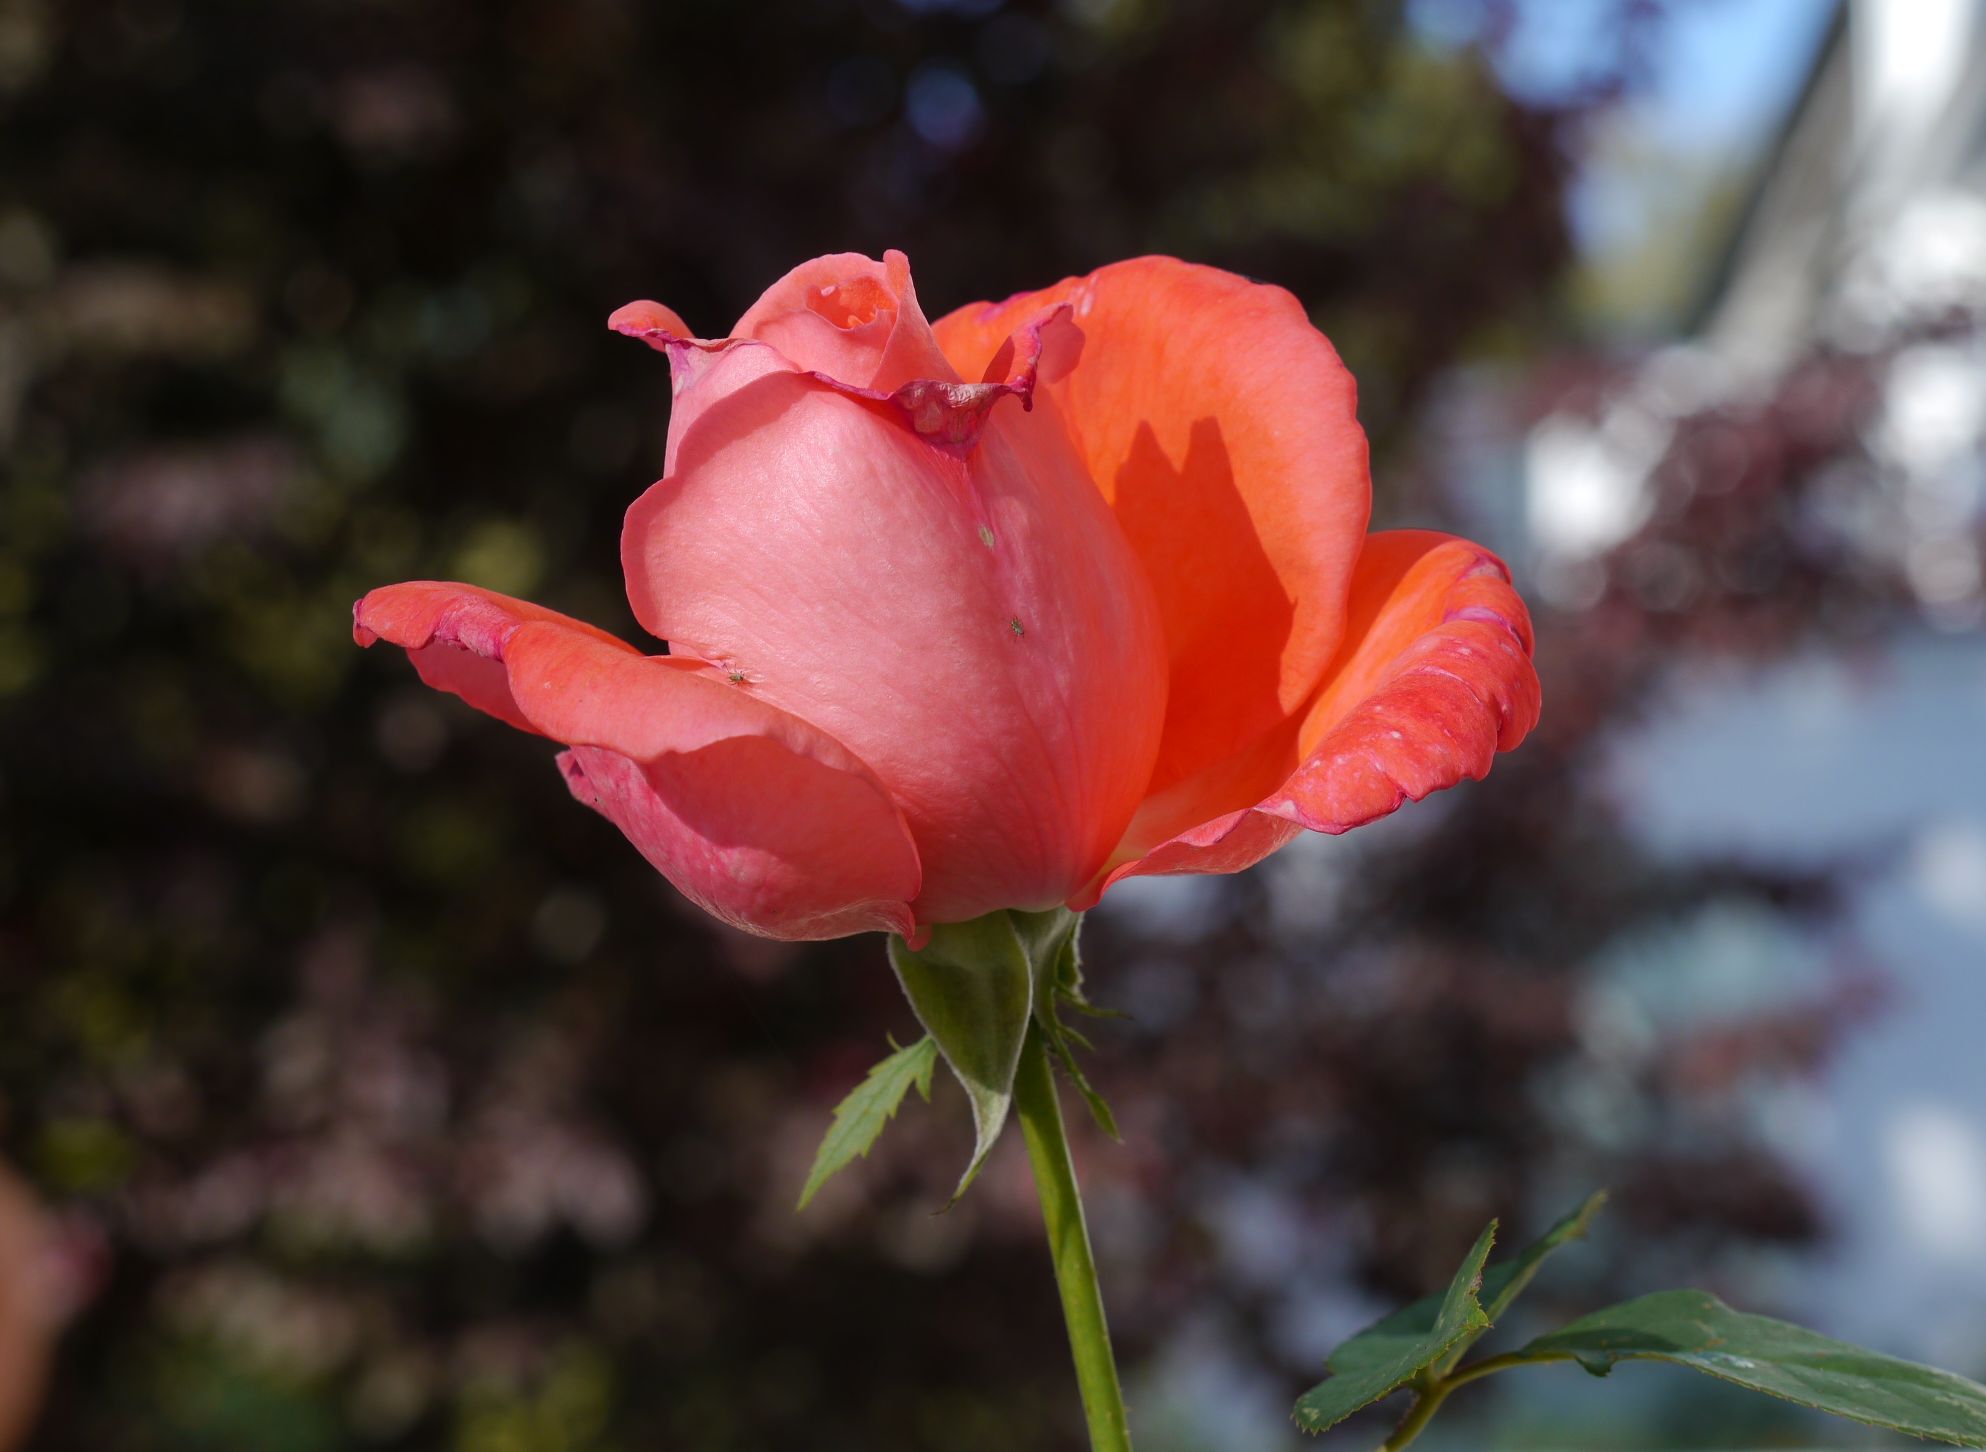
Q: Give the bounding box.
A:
[354,582,923,941]
[1074,531,1539,905]
[618,277,1167,924]
[934,257,1371,798]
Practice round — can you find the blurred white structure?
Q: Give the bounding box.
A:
[1569,0,1986,1370]
[1527,0,1986,627]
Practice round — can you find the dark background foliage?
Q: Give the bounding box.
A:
[0,1,1922,1448]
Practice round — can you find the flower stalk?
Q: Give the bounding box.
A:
[1379,1353,1539,1450]
[1013,1022,1132,1452]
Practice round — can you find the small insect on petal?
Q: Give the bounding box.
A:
[1009,618,1025,638]
[979,524,996,548]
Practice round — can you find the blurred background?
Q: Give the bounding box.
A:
[3,0,1984,1447]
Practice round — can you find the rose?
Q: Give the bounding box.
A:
[354,249,1544,1450]
[354,252,1539,945]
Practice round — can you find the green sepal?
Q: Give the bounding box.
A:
[1016,908,1120,1140]
[1512,1290,1986,1447]
[889,915,1037,1204]
[795,1035,938,1211]
[888,909,1121,1204]
[1292,1221,1496,1434]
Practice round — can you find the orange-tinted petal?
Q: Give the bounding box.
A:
[1270,531,1539,828]
[934,257,1371,798]
[354,582,923,941]
[1075,531,1538,905]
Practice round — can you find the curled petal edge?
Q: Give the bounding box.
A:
[1071,536,1540,908]
[607,299,1081,457]
[353,581,925,943]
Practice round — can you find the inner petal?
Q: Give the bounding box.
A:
[731,250,956,392]
[808,275,895,331]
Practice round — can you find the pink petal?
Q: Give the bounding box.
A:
[609,273,1074,461]
[732,249,956,391]
[616,256,1167,924]
[354,582,923,941]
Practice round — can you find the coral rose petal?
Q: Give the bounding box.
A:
[733,249,957,391]
[619,257,1167,924]
[1269,533,1539,830]
[1076,531,1538,905]
[353,580,631,736]
[353,582,923,941]
[934,257,1371,798]
[606,299,692,348]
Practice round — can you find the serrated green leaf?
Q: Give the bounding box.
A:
[1293,1221,1497,1434]
[1477,1190,1608,1323]
[1322,1192,1608,1388]
[795,1036,939,1211]
[889,917,1035,1203]
[1510,1290,1986,1447]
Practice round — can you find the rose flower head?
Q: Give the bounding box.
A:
[355,252,1539,945]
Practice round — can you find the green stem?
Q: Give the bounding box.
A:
[1013,1024,1133,1452]
[1379,1351,1566,1450]
[1378,1377,1454,1452]
[1445,1350,1561,1389]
